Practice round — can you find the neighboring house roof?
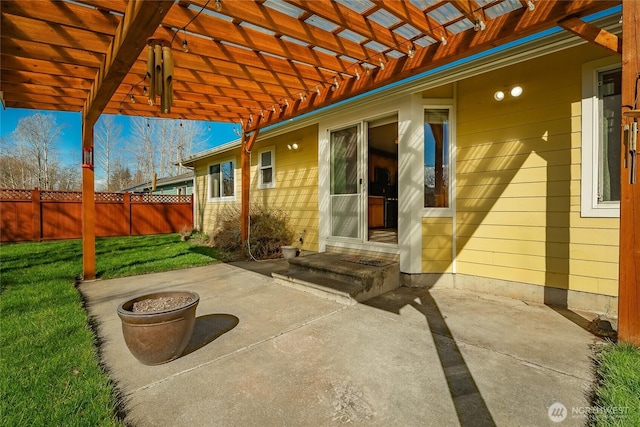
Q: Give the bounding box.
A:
[122,172,194,193]
[181,12,621,165]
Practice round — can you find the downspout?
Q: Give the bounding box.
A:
[240,128,261,246]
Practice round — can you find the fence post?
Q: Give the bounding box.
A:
[32,188,42,242]
[124,192,132,236]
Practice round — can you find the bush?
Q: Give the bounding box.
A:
[211,206,295,260]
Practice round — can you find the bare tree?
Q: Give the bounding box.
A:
[126,118,206,182]
[128,117,155,185]
[95,115,123,191]
[9,113,62,190]
[110,160,135,191]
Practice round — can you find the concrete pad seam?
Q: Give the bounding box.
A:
[459,341,596,382]
[351,303,595,382]
[129,305,349,394]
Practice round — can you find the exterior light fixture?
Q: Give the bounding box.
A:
[355,68,360,80]
[182,38,189,53]
[130,93,135,103]
[316,85,321,95]
[379,58,385,70]
[494,90,505,101]
[407,44,415,58]
[474,18,486,31]
[527,0,535,11]
[215,0,222,12]
[441,36,447,46]
[510,86,523,97]
[143,86,148,96]
[287,143,299,151]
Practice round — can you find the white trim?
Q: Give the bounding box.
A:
[421,101,456,219]
[257,146,275,189]
[207,157,236,203]
[580,57,621,218]
[319,98,402,253]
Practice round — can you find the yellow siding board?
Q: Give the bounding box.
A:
[422,261,453,273]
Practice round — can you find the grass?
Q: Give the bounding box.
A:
[591,343,640,426]
[0,234,220,426]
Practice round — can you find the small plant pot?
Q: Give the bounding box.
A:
[281,245,299,260]
[117,291,199,365]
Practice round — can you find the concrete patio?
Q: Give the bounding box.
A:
[79,262,604,426]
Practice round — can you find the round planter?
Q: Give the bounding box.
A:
[281,245,298,260]
[117,290,199,365]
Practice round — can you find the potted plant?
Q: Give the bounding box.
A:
[281,245,299,260]
[117,290,199,365]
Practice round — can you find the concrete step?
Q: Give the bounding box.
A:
[272,252,400,304]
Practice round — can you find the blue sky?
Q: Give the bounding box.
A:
[0,108,239,166]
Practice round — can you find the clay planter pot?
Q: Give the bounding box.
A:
[117,291,199,365]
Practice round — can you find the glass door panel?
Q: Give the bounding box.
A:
[330,125,361,239]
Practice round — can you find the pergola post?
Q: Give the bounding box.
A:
[618,0,640,345]
[82,118,96,280]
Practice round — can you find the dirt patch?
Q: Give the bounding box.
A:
[132,296,194,313]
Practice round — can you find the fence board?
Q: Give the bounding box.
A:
[0,189,193,242]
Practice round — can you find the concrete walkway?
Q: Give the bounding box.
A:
[79,262,603,426]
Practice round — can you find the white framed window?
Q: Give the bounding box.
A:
[258,146,275,189]
[208,158,235,202]
[423,104,455,217]
[581,58,621,218]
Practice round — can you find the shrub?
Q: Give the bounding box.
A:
[211,206,295,260]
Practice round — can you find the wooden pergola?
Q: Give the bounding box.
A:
[1,0,637,344]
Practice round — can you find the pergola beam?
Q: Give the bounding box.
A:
[558,16,622,55]
[81,0,174,280]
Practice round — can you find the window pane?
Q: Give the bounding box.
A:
[221,161,234,197]
[209,164,220,198]
[598,69,621,203]
[330,126,358,195]
[262,167,272,184]
[424,109,449,207]
[261,151,272,167]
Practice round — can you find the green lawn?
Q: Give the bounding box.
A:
[0,234,219,426]
[591,343,640,426]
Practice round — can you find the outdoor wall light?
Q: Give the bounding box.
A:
[494,86,523,101]
[510,85,523,97]
[287,143,299,151]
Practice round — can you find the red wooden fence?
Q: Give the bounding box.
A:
[0,189,193,242]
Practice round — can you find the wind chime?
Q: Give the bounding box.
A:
[146,38,173,114]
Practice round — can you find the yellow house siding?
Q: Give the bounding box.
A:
[192,149,241,235]
[422,217,453,273]
[250,124,319,250]
[193,124,320,251]
[455,44,619,297]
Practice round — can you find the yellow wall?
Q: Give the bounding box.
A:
[422,217,453,273]
[454,44,620,296]
[192,124,319,251]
